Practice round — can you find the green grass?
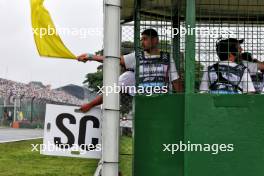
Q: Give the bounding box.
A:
[0,137,133,176]
[120,136,133,176]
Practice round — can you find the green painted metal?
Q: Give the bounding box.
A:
[185,94,264,176]
[134,94,264,176]
[133,0,141,174]
[132,1,264,176]
[134,94,184,176]
[134,0,141,88]
[172,12,181,73]
[184,1,196,176]
[185,0,196,94]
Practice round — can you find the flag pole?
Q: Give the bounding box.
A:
[102,0,121,176]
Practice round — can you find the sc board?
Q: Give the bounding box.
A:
[41,104,102,159]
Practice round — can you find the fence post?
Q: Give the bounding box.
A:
[102,0,121,176]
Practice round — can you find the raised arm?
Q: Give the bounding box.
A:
[77,53,126,66]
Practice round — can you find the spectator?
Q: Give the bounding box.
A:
[0,78,83,105]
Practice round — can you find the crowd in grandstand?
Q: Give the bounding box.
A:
[0,78,84,105]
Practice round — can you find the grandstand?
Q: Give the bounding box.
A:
[0,78,85,105]
[0,78,86,128]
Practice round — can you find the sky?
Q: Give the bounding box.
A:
[0,0,103,89]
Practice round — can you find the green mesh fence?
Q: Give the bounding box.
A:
[133,0,186,95]
[196,0,264,94]
[120,1,264,176]
[119,23,134,176]
[120,1,185,174]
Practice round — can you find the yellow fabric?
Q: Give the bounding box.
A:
[31,0,76,59]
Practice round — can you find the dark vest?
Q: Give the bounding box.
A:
[208,63,246,94]
[136,51,170,89]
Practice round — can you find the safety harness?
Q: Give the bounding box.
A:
[208,63,246,94]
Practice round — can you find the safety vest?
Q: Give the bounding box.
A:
[137,51,170,89]
[208,63,246,94]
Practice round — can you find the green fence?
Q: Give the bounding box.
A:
[128,0,264,176]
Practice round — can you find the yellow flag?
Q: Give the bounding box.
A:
[31,0,76,59]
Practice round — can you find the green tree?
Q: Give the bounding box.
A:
[83,65,103,92]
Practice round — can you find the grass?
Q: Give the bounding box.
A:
[0,137,133,176]
[120,136,133,176]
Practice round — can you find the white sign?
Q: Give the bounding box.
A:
[41,104,102,159]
